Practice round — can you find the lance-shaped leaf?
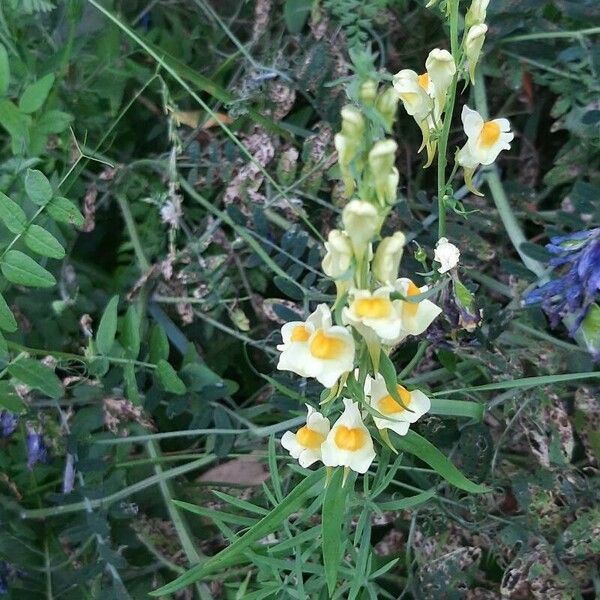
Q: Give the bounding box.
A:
[1,250,55,287]
[394,430,489,493]
[149,470,324,596]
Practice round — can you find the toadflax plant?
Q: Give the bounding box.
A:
[154,0,513,596]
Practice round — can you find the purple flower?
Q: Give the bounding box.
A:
[524,228,600,333]
[0,411,18,438]
[0,562,11,595]
[26,428,49,470]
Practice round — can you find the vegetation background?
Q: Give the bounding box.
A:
[0,0,598,598]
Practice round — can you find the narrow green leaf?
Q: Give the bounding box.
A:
[173,500,258,527]
[0,43,9,97]
[0,191,27,234]
[434,372,600,395]
[46,196,84,227]
[429,399,484,420]
[394,430,489,493]
[24,224,65,259]
[18,73,55,114]
[379,350,409,409]
[149,470,324,596]
[1,250,55,287]
[8,358,62,398]
[322,468,351,596]
[377,489,436,511]
[156,359,186,395]
[24,169,53,205]
[0,292,17,332]
[96,295,119,355]
[121,305,141,358]
[0,330,7,358]
[148,324,169,363]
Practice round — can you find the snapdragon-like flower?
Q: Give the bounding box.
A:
[342,200,380,259]
[434,237,460,273]
[281,404,330,467]
[457,105,513,194]
[321,399,376,473]
[464,24,488,83]
[466,0,490,27]
[343,287,404,343]
[277,304,355,388]
[369,140,399,206]
[373,232,406,284]
[461,105,513,166]
[322,229,353,279]
[367,374,430,436]
[425,48,456,114]
[524,229,600,337]
[392,278,442,343]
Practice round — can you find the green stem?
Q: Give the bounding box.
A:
[436,0,461,238]
[502,27,600,42]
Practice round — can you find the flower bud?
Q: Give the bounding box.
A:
[368,139,398,205]
[464,24,488,83]
[322,229,353,279]
[342,200,380,259]
[340,105,365,139]
[373,232,406,284]
[335,133,358,197]
[376,86,400,129]
[434,237,460,273]
[359,79,378,105]
[425,48,456,112]
[465,0,490,27]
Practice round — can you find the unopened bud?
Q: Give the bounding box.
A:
[359,79,378,105]
[373,232,406,284]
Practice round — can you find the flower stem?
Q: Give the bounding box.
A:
[436,0,461,238]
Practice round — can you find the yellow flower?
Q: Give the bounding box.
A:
[281,404,330,467]
[392,69,433,121]
[391,278,442,344]
[342,200,380,259]
[464,24,488,83]
[373,232,406,284]
[460,105,513,165]
[466,0,490,27]
[367,374,431,436]
[277,304,355,388]
[321,399,376,473]
[368,140,398,205]
[322,229,353,279]
[425,48,456,114]
[343,287,404,343]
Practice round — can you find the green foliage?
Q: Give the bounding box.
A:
[0,1,597,598]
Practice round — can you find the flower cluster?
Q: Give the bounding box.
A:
[524,228,600,358]
[394,0,512,195]
[275,0,507,478]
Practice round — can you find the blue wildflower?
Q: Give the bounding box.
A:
[524,228,600,333]
[0,562,10,595]
[0,411,18,438]
[26,428,49,470]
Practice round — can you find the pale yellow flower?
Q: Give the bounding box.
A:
[366,374,431,436]
[343,287,404,343]
[342,200,380,259]
[281,404,330,467]
[277,304,355,388]
[322,230,353,279]
[321,399,376,473]
[464,24,488,83]
[373,232,406,284]
[461,105,513,165]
